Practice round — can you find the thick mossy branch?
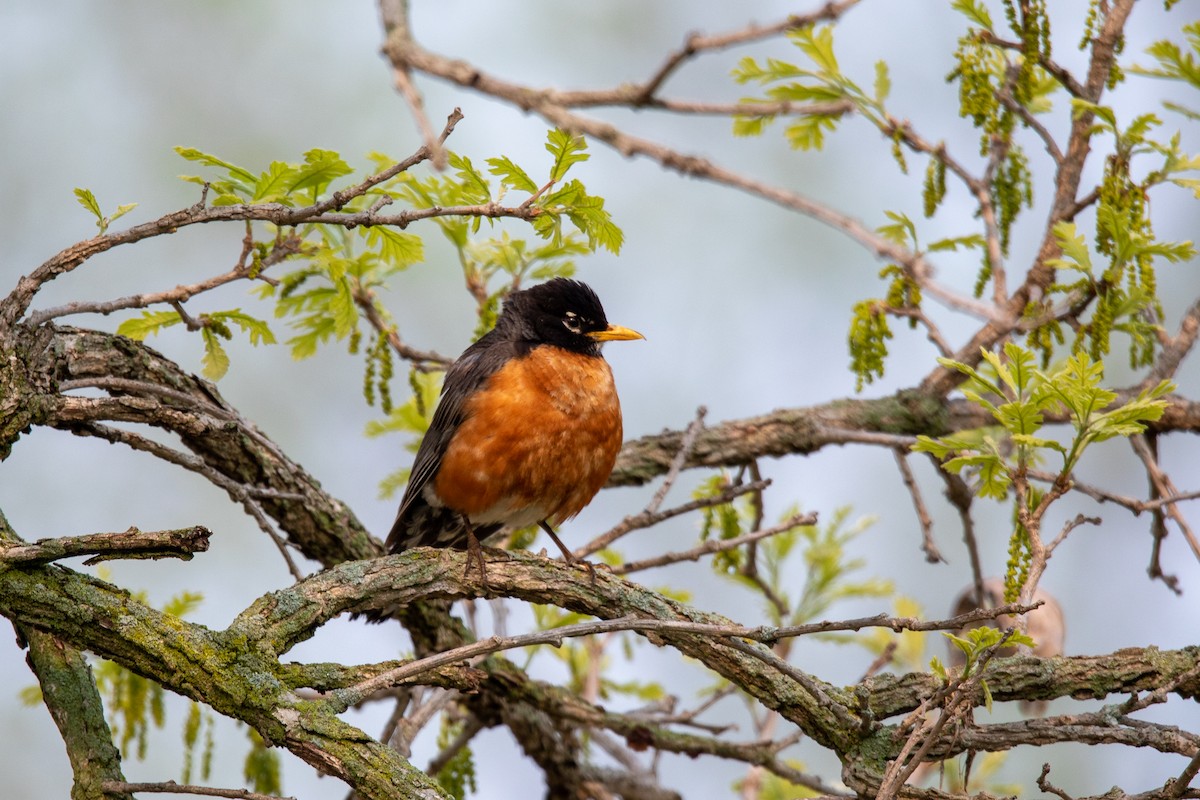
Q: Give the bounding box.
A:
[0,534,446,798]
[21,626,133,800]
[6,533,1197,785]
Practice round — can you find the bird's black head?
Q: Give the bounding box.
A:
[499,278,643,356]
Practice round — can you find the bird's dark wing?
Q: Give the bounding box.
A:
[385,333,516,552]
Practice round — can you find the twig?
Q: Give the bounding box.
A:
[390,688,458,758]
[859,641,899,682]
[1036,764,1076,800]
[1046,513,1101,554]
[818,428,918,448]
[580,479,771,560]
[339,603,1041,705]
[352,282,452,368]
[881,306,955,359]
[1165,750,1200,800]
[384,35,979,321]
[578,406,708,558]
[375,690,412,756]
[931,459,985,606]
[0,526,210,566]
[877,630,1016,799]
[1,110,467,330]
[66,421,305,581]
[722,637,861,731]
[647,406,708,517]
[1133,434,1200,562]
[1149,298,1200,386]
[614,512,815,575]
[893,449,943,564]
[24,235,301,327]
[100,781,294,800]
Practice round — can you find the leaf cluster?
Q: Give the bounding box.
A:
[73,188,137,236]
[110,130,622,448]
[732,25,892,160]
[933,626,1036,711]
[1130,21,1200,120]
[915,343,1173,499]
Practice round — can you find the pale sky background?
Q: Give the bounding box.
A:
[1,2,1198,798]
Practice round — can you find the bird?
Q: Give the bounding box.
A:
[385,278,643,582]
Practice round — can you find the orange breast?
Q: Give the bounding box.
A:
[433,347,623,527]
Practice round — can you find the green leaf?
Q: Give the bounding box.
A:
[545,129,590,182]
[448,152,491,203]
[74,188,103,221]
[200,328,231,381]
[486,156,539,194]
[928,234,986,252]
[731,112,775,138]
[110,203,138,225]
[951,0,994,30]
[162,590,204,617]
[174,146,256,185]
[209,310,276,346]
[791,26,839,74]
[74,189,138,234]
[362,226,425,267]
[874,60,891,103]
[1048,221,1093,274]
[117,311,184,340]
[330,279,358,338]
[783,115,839,151]
[878,210,918,248]
[253,161,297,203]
[289,148,353,197]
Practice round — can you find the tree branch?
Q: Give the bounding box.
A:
[0,525,210,567]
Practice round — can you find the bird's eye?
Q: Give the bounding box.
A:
[562,311,583,333]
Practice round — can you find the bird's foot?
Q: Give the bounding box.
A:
[539,520,598,585]
[463,530,490,589]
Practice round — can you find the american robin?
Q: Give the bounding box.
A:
[385,278,643,581]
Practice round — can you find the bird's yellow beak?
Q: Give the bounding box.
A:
[588,324,645,342]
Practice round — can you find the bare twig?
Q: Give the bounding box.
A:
[100,781,294,800]
[1036,764,1076,800]
[390,688,458,757]
[580,479,770,561]
[1046,513,1101,555]
[614,511,815,575]
[893,449,943,563]
[64,421,305,580]
[647,407,708,517]
[378,0,446,167]
[1132,434,1200,579]
[24,235,301,327]
[0,526,210,566]
[931,459,985,605]
[352,282,452,368]
[339,602,1041,705]
[1165,750,1200,800]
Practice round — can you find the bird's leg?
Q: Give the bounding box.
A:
[461,517,490,589]
[538,521,596,584]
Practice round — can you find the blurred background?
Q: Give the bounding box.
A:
[1,1,1197,797]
